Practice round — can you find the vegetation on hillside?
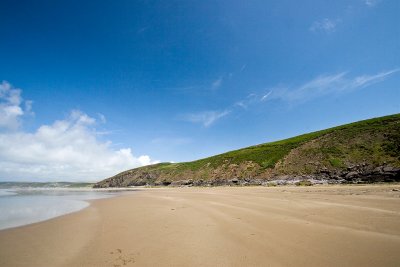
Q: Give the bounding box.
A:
[95,114,400,187]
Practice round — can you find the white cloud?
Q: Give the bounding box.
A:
[181,110,230,127]
[0,81,32,130]
[266,68,399,103]
[310,18,338,33]
[0,83,158,182]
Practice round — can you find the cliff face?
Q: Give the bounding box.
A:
[94,114,400,187]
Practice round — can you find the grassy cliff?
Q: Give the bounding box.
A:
[95,114,400,187]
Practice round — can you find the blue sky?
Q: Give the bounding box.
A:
[0,0,399,181]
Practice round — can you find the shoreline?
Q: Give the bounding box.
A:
[1,185,400,266]
[2,183,398,231]
[0,188,131,231]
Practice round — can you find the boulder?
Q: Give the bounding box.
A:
[171,179,193,186]
[345,171,359,179]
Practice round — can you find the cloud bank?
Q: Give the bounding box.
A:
[0,82,157,182]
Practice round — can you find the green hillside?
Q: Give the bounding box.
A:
[95,114,400,187]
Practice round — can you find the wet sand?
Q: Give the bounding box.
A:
[0,185,400,267]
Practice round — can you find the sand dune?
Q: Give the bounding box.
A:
[1,185,400,267]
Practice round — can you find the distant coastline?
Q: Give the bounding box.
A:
[0,181,94,189]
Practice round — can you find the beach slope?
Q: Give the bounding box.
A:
[1,186,400,266]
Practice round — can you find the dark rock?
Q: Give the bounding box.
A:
[193,179,205,186]
[210,179,227,186]
[373,166,383,173]
[127,180,147,186]
[320,167,330,174]
[248,179,263,185]
[383,166,395,172]
[345,171,359,179]
[161,180,171,186]
[171,179,193,186]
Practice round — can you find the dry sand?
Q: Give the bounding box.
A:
[1,185,400,267]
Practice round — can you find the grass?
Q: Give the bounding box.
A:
[329,158,344,168]
[156,113,400,172]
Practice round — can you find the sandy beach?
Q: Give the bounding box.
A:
[0,185,400,267]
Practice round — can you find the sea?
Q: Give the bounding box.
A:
[0,184,122,230]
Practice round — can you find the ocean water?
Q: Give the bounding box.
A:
[0,188,120,230]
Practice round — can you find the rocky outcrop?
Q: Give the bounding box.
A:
[93,164,400,188]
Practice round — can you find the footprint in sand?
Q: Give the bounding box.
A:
[109,249,136,266]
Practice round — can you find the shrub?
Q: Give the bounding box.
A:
[295,180,313,186]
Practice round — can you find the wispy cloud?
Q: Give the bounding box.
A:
[180,110,230,127]
[168,76,224,95]
[310,0,383,34]
[231,68,399,110]
[260,91,272,101]
[365,0,381,7]
[267,68,400,103]
[97,113,107,124]
[211,77,223,90]
[181,68,398,127]
[235,93,259,109]
[350,69,399,87]
[310,18,339,33]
